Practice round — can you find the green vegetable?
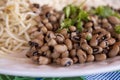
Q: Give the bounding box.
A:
[77,10,88,21]
[70,5,78,14]
[95,6,120,19]
[60,19,72,28]
[86,35,92,41]
[114,12,120,19]
[63,6,71,18]
[115,25,120,34]
[77,22,83,32]
[61,4,89,32]
[95,6,114,18]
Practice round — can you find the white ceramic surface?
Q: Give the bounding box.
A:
[0,53,120,77]
[0,0,120,77]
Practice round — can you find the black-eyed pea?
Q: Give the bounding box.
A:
[31,56,39,62]
[42,18,49,24]
[101,32,111,40]
[70,49,76,57]
[71,36,81,42]
[31,7,40,13]
[72,57,78,64]
[51,51,60,59]
[45,31,56,42]
[77,49,87,63]
[26,50,34,58]
[69,26,76,32]
[102,23,112,30]
[32,39,43,47]
[61,51,69,58]
[40,45,49,52]
[81,43,93,55]
[27,27,38,33]
[54,44,67,53]
[86,55,94,62]
[44,50,51,58]
[60,58,73,66]
[108,44,119,58]
[93,28,106,34]
[55,33,65,43]
[39,56,51,65]
[41,27,48,34]
[38,49,42,55]
[99,41,108,48]
[45,23,53,30]
[108,16,120,25]
[90,34,99,47]
[85,22,93,28]
[107,38,116,45]
[101,18,108,24]
[49,15,57,22]
[53,58,61,65]
[65,39,72,50]
[93,46,103,54]
[34,16,41,22]
[73,43,80,49]
[32,32,41,37]
[71,32,77,38]
[37,34,44,40]
[59,28,68,37]
[95,54,107,61]
[48,39,57,46]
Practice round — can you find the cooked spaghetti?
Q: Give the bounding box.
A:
[0,0,37,54]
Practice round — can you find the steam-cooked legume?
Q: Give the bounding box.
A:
[26,3,120,66]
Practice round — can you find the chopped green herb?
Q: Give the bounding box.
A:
[86,35,92,41]
[115,25,120,34]
[70,5,78,14]
[60,19,72,28]
[95,6,114,18]
[61,4,89,31]
[77,22,83,32]
[63,5,71,18]
[113,12,120,19]
[77,10,88,21]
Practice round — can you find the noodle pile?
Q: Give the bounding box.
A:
[0,0,37,54]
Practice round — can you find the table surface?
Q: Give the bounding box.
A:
[0,71,120,80]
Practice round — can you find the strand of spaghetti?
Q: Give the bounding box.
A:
[25,32,31,41]
[5,38,11,47]
[0,50,8,55]
[5,15,27,43]
[8,44,12,50]
[15,1,19,15]
[1,47,14,53]
[0,25,4,36]
[13,43,23,51]
[18,23,31,35]
[19,46,29,50]
[11,11,26,28]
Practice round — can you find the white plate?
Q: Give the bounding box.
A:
[0,52,120,77]
[0,0,120,77]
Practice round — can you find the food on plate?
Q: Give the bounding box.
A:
[26,3,120,66]
[0,0,120,67]
[0,0,37,53]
